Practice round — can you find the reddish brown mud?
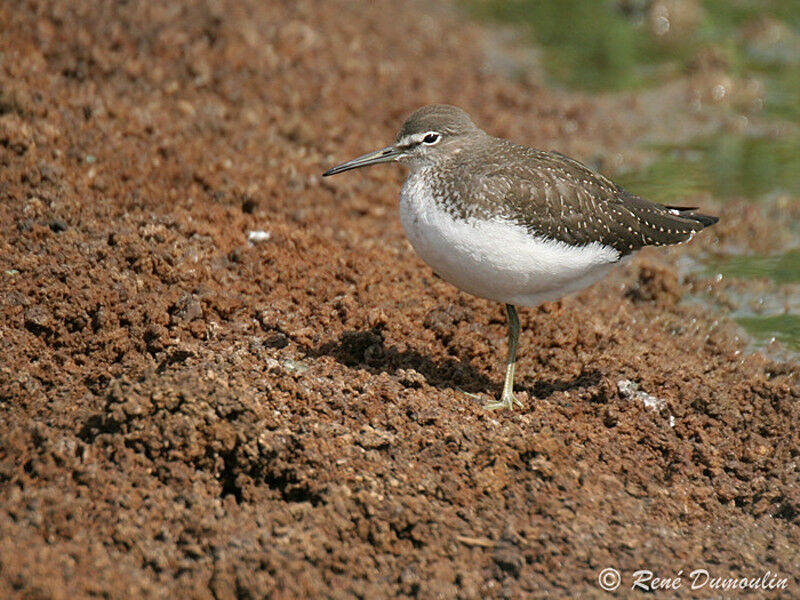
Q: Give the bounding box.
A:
[0,1,798,598]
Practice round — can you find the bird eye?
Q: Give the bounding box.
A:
[422,132,440,145]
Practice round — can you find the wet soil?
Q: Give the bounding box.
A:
[1,1,798,598]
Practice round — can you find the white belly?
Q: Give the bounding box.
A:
[399,176,621,307]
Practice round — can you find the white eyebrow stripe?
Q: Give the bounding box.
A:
[399,131,441,146]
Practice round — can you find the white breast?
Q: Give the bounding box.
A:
[399,172,621,307]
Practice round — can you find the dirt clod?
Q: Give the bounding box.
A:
[1,1,798,598]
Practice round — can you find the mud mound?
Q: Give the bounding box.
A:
[1,1,798,597]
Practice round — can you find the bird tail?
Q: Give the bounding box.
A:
[664,205,719,229]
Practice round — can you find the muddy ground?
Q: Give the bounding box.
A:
[1,1,798,598]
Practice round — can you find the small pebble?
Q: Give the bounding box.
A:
[247,230,271,244]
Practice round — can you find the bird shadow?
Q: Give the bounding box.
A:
[309,328,601,400]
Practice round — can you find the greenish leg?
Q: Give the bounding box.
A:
[484,304,524,410]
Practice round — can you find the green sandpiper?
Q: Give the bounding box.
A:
[323,104,718,410]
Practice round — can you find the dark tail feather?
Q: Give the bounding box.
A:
[664,204,698,211]
[687,213,719,228]
[681,213,719,227]
[665,205,719,228]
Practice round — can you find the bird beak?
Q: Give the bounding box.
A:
[322,144,401,176]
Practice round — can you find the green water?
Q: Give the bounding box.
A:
[704,251,800,352]
[466,0,800,119]
[736,314,800,352]
[468,0,684,91]
[706,250,800,285]
[466,0,800,355]
[615,134,800,204]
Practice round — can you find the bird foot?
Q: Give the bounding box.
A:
[457,389,483,401]
[483,392,524,411]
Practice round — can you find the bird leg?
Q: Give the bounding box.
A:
[484,304,524,410]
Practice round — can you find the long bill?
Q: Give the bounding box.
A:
[322,145,402,176]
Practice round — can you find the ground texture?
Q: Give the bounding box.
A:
[1,1,798,598]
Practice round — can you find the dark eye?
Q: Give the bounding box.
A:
[422,132,440,145]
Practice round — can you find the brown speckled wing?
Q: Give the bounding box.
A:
[453,140,717,256]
